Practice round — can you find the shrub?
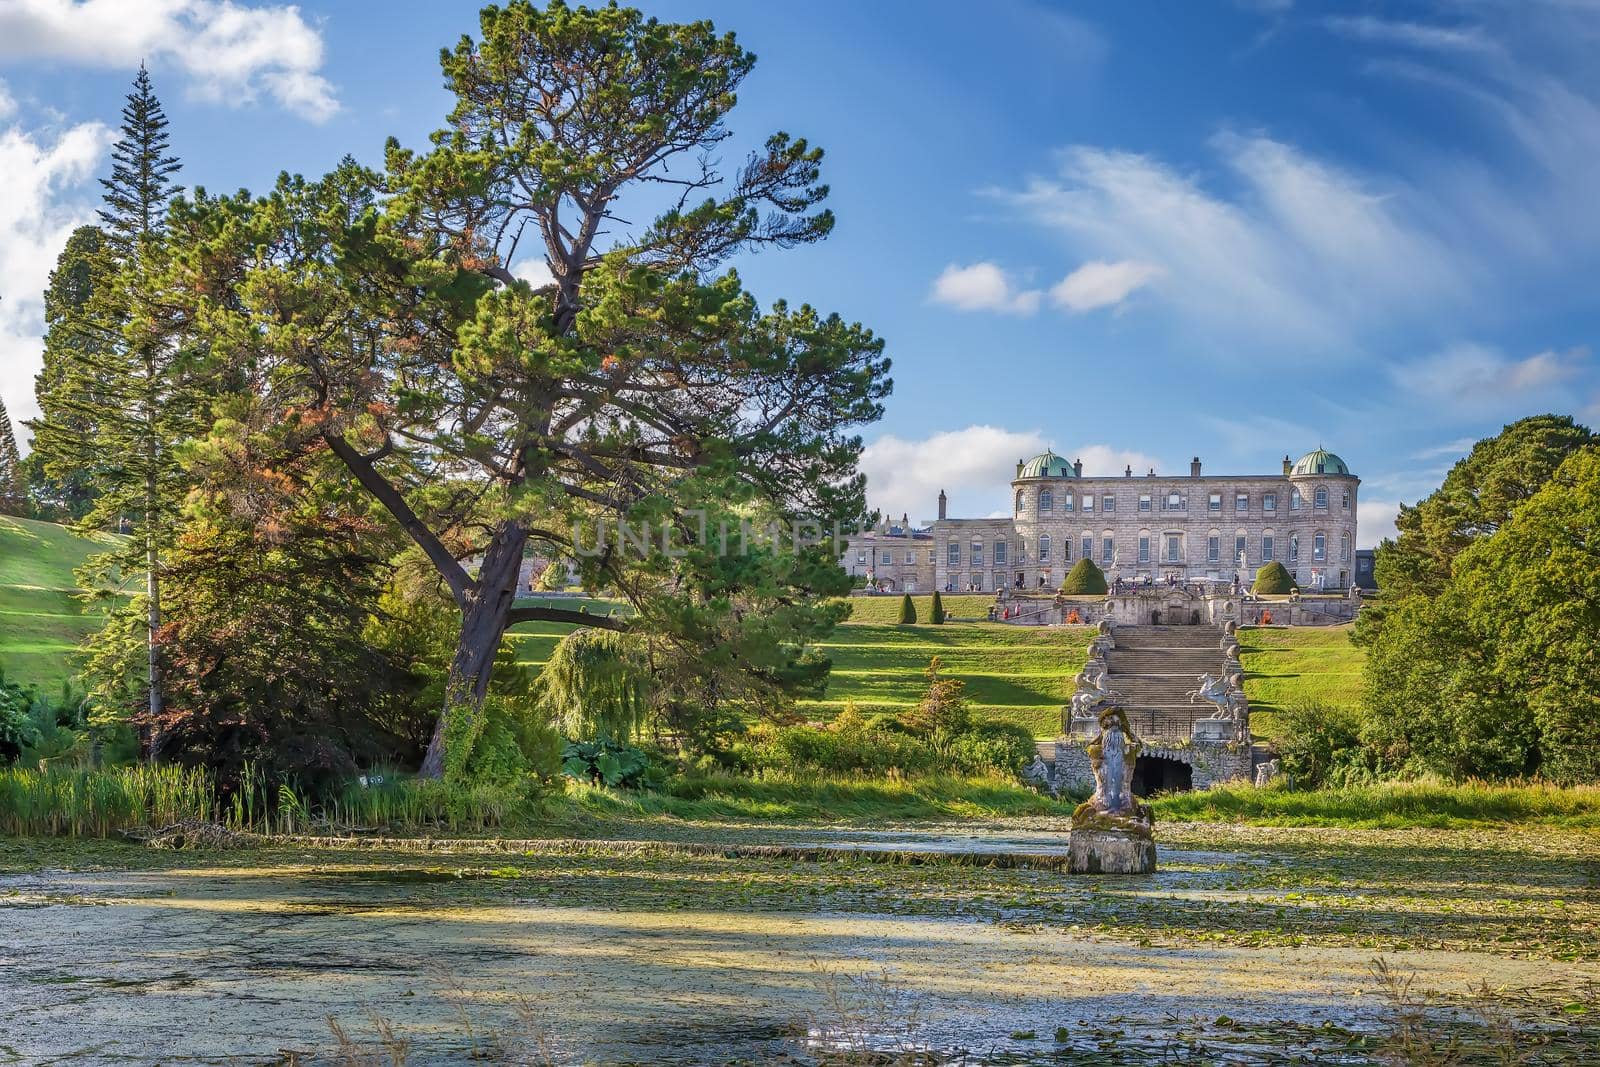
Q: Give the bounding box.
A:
[1060,558,1107,595]
[944,722,1038,776]
[929,591,946,625]
[1253,561,1294,594]
[1272,701,1377,788]
[896,593,917,625]
[561,738,662,788]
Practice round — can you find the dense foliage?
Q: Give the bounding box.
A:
[1060,558,1107,595]
[1252,561,1294,595]
[896,593,917,625]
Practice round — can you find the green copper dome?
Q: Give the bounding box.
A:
[1018,451,1077,479]
[1291,448,1351,477]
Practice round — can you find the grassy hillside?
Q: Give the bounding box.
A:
[507,602,1093,739]
[837,594,999,624]
[0,516,121,690]
[1239,623,1365,738]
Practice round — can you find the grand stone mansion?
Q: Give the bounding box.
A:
[844,448,1360,593]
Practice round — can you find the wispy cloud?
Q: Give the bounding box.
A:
[0,85,112,438]
[1410,437,1476,461]
[0,0,339,122]
[1392,344,1588,411]
[928,262,1041,315]
[1322,16,1499,56]
[1050,259,1163,312]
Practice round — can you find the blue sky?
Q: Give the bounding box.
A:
[2,1,1596,545]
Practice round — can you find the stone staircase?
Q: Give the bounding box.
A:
[1101,625,1222,742]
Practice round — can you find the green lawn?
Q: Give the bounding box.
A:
[507,605,1093,739]
[1239,623,1365,738]
[837,594,1000,624]
[0,515,121,690]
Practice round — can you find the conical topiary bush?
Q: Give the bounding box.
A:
[1060,557,1108,596]
[897,592,917,625]
[1252,561,1294,595]
[929,590,946,625]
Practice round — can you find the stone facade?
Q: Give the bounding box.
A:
[841,448,1359,594]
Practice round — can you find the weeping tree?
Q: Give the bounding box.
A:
[162,1,889,776]
[537,628,651,742]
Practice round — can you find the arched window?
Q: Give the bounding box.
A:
[1289,533,1300,564]
[1291,488,1302,510]
[1101,530,1115,564]
[1207,529,1221,562]
[1081,531,1094,563]
[1313,531,1326,561]
[1234,529,1248,566]
[1314,486,1328,509]
[1262,529,1275,562]
[1038,534,1052,562]
[1137,530,1150,563]
[1015,490,1024,514]
[1039,489,1054,512]
[1340,531,1350,561]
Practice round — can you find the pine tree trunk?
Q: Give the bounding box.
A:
[144,453,162,759]
[418,522,529,778]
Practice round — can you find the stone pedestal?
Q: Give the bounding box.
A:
[1068,827,1157,874]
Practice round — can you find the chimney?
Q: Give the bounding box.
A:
[1124,464,1133,478]
[937,489,947,520]
[901,512,908,528]
[1073,458,1083,477]
[1190,456,1202,478]
[1016,458,1024,478]
[1282,454,1292,476]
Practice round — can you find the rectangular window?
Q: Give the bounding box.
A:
[1235,534,1246,563]
[1083,495,1095,512]
[905,550,915,565]
[971,541,983,566]
[1209,493,1222,513]
[1342,491,1350,509]
[1314,533,1326,561]
[881,550,892,565]
[1263,492,1277,512]
[1166,492,1183,511]
[948,543,960,565]
[1166,535,1181,562]
[1138,536,1150,563]
[1139,494,1152,512]
[1262,536,1274,562]
[1102,495,1115,512]
[856,551,866,564]
[1082,536,1093,562]
[1062,538,1071,562]
[994,541,1007,564]
[1208,535,1220,562]
[1236,493,1249,512]
[1101,537,1114,563]
[1039,537,1051,562]
[1063,493,1074,512]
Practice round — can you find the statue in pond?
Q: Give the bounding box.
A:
[1068,706,1156,875]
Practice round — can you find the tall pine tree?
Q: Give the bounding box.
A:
[0,394,24,514]
[29,66,187,743]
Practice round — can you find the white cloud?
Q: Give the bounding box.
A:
[1392,343,1587,408]
[1322,16,1498,56]
[928,262,1041,315]
[512,257,555,288]
[858,425,1163,522]
[0,104,113,443]
[997,134,1467,350]
[1358,499,1400,549]
[0,0,338,122]
[1049,259,1163,312]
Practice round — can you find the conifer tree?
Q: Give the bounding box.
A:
[929,590,946,625]
[897,593,917,625]
[0,395,24,514]
[29,67,186,739]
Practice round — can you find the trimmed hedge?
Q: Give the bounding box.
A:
[1060,557,1108,595]
[1253,561,1294,594]
[896,593,917,624]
